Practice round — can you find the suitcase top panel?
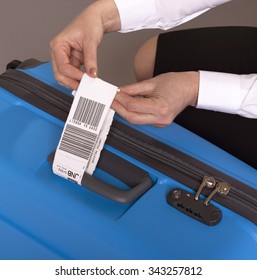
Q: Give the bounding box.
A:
[0,61,257,260]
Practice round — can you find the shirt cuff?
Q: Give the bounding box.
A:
[197,71,245,114]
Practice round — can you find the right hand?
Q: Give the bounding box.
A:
[50,0,121,90]
[112,71,199,127]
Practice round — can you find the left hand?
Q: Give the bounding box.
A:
[50,0,121,90]
[112,71,199,127]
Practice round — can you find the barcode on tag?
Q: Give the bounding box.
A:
[53,73,118,184]
[73,97,105,129]
[59,124,97,160]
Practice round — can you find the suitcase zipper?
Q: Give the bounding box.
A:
[1,68,257,224]
[107,123,257,223]
[194,176,230,205]
[0,69,72,121]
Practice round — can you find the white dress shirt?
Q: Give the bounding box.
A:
[114,0,257,118]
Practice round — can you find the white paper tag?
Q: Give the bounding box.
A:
[52,73,118,184]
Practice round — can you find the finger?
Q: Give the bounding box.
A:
[70,49,84,69]
[115,92,160,114]
[51,56,80,90]
[119,79,154,96]
[112,100,160,125]
[50,43,84,84]
[82,39,98,78]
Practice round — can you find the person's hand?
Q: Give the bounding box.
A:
[50,0,121,90]
[112,72,199,127]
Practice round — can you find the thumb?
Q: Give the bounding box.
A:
[83,39,98,78]
[119,79,154,96]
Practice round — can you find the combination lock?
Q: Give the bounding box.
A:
[167,188,222,226]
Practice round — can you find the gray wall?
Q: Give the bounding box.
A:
[0,0,257,85]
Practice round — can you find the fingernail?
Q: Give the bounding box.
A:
[89,67,97,77]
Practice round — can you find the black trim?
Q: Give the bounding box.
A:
[0,69,72,121]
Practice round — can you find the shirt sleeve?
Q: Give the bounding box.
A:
[197,71,257,118]
[113,0,231,32]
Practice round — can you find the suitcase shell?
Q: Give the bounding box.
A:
[0,62,257,260]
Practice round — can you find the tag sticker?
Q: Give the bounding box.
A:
[53,73,118,184]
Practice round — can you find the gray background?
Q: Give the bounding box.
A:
[0,0,256,85]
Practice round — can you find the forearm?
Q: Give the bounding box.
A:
[197,71,257,118]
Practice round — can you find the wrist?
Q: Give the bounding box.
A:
[188,71,199,107]
[90,0,121,33]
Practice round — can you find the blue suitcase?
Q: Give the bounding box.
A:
[0,60,257,260]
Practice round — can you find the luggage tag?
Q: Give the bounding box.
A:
[53,73,118,184]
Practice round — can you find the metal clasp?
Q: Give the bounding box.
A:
[195,176,231,205]
[204,181,231,205]
[194,176,216,201]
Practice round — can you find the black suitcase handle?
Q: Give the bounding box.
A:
[48,149,154,203]
[81,171,153,203]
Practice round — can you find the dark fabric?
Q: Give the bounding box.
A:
[153,26,257,169]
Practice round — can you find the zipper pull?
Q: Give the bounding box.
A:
[195,176,216,201]
[204,181,231,205]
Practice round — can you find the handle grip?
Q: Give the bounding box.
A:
[48,150,154,203]
[82,172,153,203]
